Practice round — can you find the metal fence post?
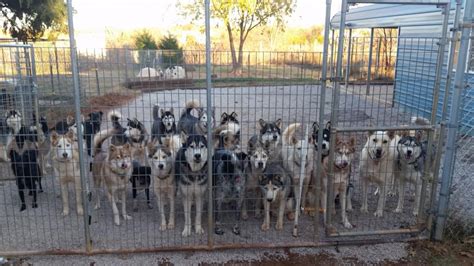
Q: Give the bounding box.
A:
[66,0,92,253]
[428,0,462,233]
[366,28,374,95]
[434,0,473,241]
[345,29,353,86]
[204,0,214,249]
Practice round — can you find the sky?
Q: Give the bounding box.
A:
[73,0,342,31]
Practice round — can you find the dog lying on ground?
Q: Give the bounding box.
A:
[51,130,83,216]
[92,112,133,226]
[359,130,397,217]
[147,137,177,231]
[175,131,209,237]
[321,136,356,228]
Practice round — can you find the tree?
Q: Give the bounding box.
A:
[0,0,67,43]
[178,0,295,74]
[133,30,159,67]
[158,34,184,67]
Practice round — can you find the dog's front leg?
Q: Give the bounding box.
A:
[360,176,369,213]
[181,193,192,237]
[131,178,138,212]
[394,174,405,214]
[261,200,270,231]
[60,180,70,216]
[374,181,386,217]
[276,198,286,231]
[214,189,224,235]
[111,192,120,226]
[17,179,27,212]
[340,185,353,229]
[145,186,152,209]
[168,189,175,229]
[255,189,263,218]
[195,189,204,235]
[74,173,84,216]
[121,189,132,221]
[233,192,244,235]
[413,174,422,216]
[241,189,249,220]
[157,190,167,231]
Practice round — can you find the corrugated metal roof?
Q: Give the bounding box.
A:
[331,3,459,29]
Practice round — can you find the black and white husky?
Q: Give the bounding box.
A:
[248,118,282,157]
[177,100,215,136]
[151,104,176,143]
[212,133,247,235]
[312,121,331,159]
[175,132,209,237]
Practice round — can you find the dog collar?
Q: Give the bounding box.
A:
[110,167,129,177]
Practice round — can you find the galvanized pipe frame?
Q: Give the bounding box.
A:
[325,0,451,238]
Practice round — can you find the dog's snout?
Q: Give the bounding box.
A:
[342,161,348,167]
[158,164,164,170]
[121,163,127,168]
[258,161,264,168]
[62,153,68,158]
[272,135,278,140]
[322,143,327,149]
[267,199,273,202]
[407,150,412,155]
[194,154,201,159]
[376,148,382,155]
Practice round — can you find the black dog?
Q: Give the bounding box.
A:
[151,104,176,143]
[130,161,152,211]
[84,111,103,156]
[9,125,42,211]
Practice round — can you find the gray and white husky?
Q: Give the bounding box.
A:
[248,118,282,158]
[177,100,215,135]
[175,131,209,237]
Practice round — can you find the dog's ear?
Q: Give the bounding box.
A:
[162,137,172,149]
[387,130,396,140]
[66,129,75,140]
[325,121,331,130]
[180,131,188,143]
[367,130,374,138]
[50,131,59,145]
[349,136,356,147]
[275,118,283,129]
[221,112,228,121]
[258,119,267,129]
[312,122,320,131]
[308,134,315,145]
[230,112,238,118]
[160,108,165,117]
[169,107,174,115]
[415,130,423,142]
[147,141,157,157]
[400,130,409,137]
[109,144,117,154]
[122,143,131,152]
[66,115,75,126]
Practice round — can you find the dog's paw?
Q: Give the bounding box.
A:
[261,223,270,231]
[182,227,191,237]
[232,225,241,235]
[159,223,167,231]
[114,218,121,226]
[374,210,384,218]
[77,208,84,216]
[387,191,396,197]
[167,222,175,230]
[32,203,38,209]
[346,207,353,212]
[287,212,295,221]
[394,207,403,213]
[275,222,283,231]
[412,210,419,217]
[241,212,249,220]
[343,221,353,229]
[195,226,204,235]
[94,204,101,210]
[20,204,26,212]
[360,206,368,213]
[123,214,132,220]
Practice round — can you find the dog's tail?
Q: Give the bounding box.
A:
[282,123,300,146]
[181,99,200,116]
[411,116,430,126]
[93,126,119,155]
[153,104,160,121]
[108,110,122,130]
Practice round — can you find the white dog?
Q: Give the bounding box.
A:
[136,67,163,79]
[164,66,186,79]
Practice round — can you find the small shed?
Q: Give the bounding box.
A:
[331,1,473,134]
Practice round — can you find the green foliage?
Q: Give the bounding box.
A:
[133,30,158,50]
[0,0,67,43]
[158,34,184,68]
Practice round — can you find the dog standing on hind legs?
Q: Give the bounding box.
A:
[92,112,133,226]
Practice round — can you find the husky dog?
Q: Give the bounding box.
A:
[1,110,22,162]
[212,133,247,235]
[312,121,331,159]
[321,136,356,228]
[219,112,240,140]
[394,117,434,216]
[164,66,186,80]
[51,130,83,216]
[151,104,176,143]
[147,138,176,231]
[359,130,397,217]
[259,162,292,231]
[8,113,43,211]
[177,100,215,136]
[281,123,315,215]
[241,139,269,220]
[92,113,133,226]
[175,131,209,237]
[248,118,282,158]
